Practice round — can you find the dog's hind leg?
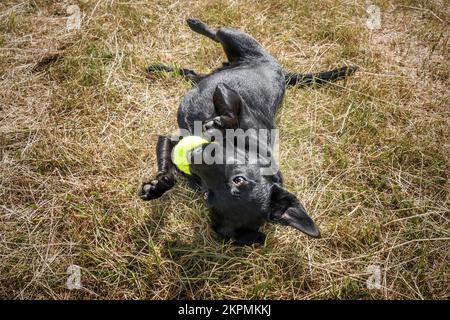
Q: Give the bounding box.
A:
[146,63,206,84]
[187,19,266,63]
[138,135,178,200]
[187,18,220,42]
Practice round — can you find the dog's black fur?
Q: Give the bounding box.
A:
[139,19,357,245]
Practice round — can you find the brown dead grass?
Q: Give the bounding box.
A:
[0,0,449,299]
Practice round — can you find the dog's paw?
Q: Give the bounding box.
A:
[186,18,206,32]
[138,172,175,201]
[202,116,224,131]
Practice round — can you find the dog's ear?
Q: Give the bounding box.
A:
[213,83,242,118]
[268,184,320,238]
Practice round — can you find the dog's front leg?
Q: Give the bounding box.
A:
[203,114,238,131]
[138,135,177,200]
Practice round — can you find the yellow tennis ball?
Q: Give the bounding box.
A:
[171,136,209,175]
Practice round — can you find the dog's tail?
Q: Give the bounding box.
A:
[285,65,357,87]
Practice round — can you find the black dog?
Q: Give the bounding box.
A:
[139,19,356,245]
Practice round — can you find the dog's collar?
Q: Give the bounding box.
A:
[171,136,209,175]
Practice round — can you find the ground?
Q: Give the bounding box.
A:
[0,0,449,299]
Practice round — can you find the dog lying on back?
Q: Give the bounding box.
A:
[139,19,356,245]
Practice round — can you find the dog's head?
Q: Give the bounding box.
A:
[188,86,320,245]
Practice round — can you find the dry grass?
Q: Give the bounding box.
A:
[0,0,449,299]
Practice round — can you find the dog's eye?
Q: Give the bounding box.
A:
[203,191,210,200]
[232,176,247,186]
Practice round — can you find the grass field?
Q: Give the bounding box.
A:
[0,0,449,299]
